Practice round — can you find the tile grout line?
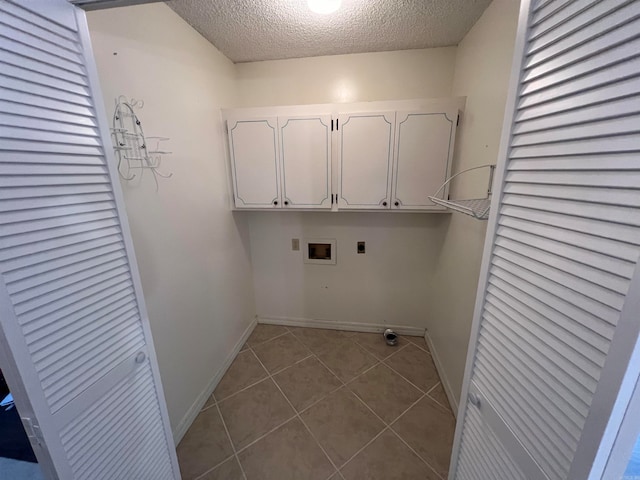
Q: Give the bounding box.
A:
[215,401,249,480]
[310,342,441,476]
[249,348,344,479]
[191,401,249,480]
[336,426,391,473]
[218,356,344,457]
[210,327,447,478]
[244,328,292,350]
[193,456,233,480]
[209,349,314,408]
[389,424,446,480]
[382,357,437,395]
[405,337,432,355]
[425,382,452,411]
[345,380,445,479]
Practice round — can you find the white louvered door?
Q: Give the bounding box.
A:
[451,1,640,479]
[0,1,180,479]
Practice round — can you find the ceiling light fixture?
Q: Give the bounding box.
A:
[308,0,341,15]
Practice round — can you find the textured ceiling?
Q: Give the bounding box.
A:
[166,0,492,63]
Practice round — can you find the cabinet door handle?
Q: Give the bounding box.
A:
[382,201,388,206]
[284,200,289,206]
[394,201,400,207]
[273,200,278,206]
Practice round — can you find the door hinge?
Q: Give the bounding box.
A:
[22,417,44,446]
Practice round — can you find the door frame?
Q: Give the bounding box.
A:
[448,0,533,473]
[0,2,180,478]
[0,319,57,479]
[448,0,640,477]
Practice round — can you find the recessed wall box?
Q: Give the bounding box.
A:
[303,238,337,265]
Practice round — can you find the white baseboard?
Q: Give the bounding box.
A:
[258,315,425,337]
[172,317,257,444]
[425,330,459,417]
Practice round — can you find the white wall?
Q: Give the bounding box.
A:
[236,47,456,106]
[236,48,458,331]
[426,0,520,408]
[87,4,255,436]
[249,212,446,331]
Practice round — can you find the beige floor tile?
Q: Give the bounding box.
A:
[289,327,355,355]
[273,357,343,411]
[347,364,423,423]
[238,418,334,480]
[384,344,440,392]
[352,332,407,360]
[300,387,384,466]
[317,340,378,383]
[247,324,290,347]
[340,429,440,480]
[177,407,234,480]
[214,350,268,401]
[252,333,311,373]
[200,456,244,480]
[391,396,455,477]
[405,335,430,352]
[428,382,452,411]
[218,378,295,450]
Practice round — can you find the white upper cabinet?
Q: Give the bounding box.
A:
[279,115,332,209]
[337,112,395,209]
[228,117,281,208]
[392,108,458,210]
[224,99,460,212]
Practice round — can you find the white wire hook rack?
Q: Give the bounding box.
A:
[428,164,496,220]
[110,96,172,189]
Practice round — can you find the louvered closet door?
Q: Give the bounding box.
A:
[451,1,640,479]
[0,1,180,479]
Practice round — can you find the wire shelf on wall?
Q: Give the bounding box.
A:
[110,96,172,190]
[428,164,496,220]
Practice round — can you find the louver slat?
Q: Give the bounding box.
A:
[528,0,638,62]
[0,1,177,478]
[456,406,527,480]
[0,63,90,97]
[453,2,640,479]
[60,364,174,480]
[0,23,84,65]
[0,114,98,136]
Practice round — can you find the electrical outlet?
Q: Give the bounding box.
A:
[292,238,300,251]
[357,241,365,254]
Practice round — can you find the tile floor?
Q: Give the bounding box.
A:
[177,325,456,480]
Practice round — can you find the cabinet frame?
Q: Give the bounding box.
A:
[227,116,281,209]
[391,107,459,211]
[336,111,396,210]
[279,114,332,210]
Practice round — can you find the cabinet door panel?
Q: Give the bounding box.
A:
[338,112,395,209]
[279,115,332,209]
[228,117,280,208]
[392,109,457,210]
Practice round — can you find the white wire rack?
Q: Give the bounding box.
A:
[110,96,172,190]
[428,164,496,220]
